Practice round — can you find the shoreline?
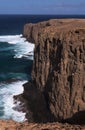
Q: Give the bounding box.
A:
[0,18,85,129]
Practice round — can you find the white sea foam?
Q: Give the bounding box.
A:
[0,81,27,122]
[0,34,25,44]
[0,34,34,122]
[0,34,35,60]
[14,41,34,60]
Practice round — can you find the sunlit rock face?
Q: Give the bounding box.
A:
[23,19,85,123]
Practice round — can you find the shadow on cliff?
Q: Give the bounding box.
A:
[42,72,85,125]
[21,79,85,125]
[23,81,56,123]
[63,110,85,125]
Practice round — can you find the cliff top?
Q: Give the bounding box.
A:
[40,19,85,36]
[23,19,85,44]
[25,19,85,30]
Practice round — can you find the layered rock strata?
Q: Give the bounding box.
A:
[23,19,85,124]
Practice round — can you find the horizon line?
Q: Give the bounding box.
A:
[0,14,85,15]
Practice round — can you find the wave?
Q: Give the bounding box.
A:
[14,41,34,60]
[0,34,24,44]
[0,34,35,60]
[0,80,27,122]
[0,34,33,122]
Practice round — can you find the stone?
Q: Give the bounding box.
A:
[23,19,85,123]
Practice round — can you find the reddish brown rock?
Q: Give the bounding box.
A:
[0,120,85,130]
[23,19,85,124]
[0,19,85,130]
[22,81,55,123]
[23,19,66,43]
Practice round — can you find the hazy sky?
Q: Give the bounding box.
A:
[0,0,85,14]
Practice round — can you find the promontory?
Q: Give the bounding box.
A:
[23,19,85,125]
[0,19,85,130]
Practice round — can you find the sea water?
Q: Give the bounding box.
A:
[0,14,85,122]
[0,34,34,122]
[0,15,35,122]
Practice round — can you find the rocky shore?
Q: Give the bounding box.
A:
[0,120,85,130]
[0,19,85,130]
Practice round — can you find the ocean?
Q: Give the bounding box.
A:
[0,15,85,122]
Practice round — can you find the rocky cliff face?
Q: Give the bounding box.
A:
[23,19,85,124]
[23,19,64,43]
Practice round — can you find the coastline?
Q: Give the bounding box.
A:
[0,18,85,129]
[0,33,34,122]
[22,19,85,125]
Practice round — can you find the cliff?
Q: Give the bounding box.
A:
[0,19,85,130]
[23,19,85,124]
[23,19,65,43]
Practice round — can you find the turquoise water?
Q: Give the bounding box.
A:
[0,15,35,122]
[0,35,34,81]
[0,34,34,122]
[1,14,84,122]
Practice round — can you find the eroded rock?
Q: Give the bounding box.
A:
[23,19,85,124]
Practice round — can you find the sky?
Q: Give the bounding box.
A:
[0,0,85,14]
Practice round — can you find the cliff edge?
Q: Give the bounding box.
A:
[0,19,85,130]
[23,19,85,124]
